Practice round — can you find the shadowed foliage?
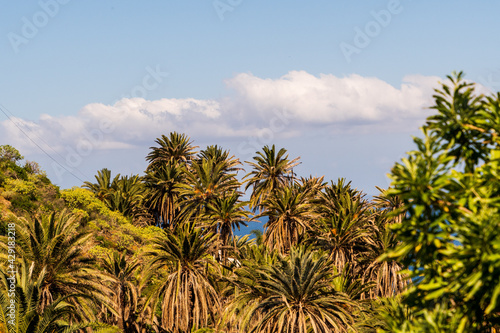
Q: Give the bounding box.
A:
[147,224,221,332]
[225,246,357,333]
[1,211,108,317]
[258,185,316,254]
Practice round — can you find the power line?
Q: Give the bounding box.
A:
[0,104,90,182]
[0,105,89,184]
[1,105,70,163]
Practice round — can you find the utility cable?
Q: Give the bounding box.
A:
[0,104,89,184]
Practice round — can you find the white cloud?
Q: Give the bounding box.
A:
[0,97,224,154]
[0,71,443,156]
[225,71,440,124]
[0,71,456,189]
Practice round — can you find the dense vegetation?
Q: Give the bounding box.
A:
[1,72,500,332]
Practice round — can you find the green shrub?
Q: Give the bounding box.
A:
[88,245,114,261]
[9,195,37,212]
[61,187,128,224]
[4,161,28,180]
[3,178,38,200]
[0,145,23,163]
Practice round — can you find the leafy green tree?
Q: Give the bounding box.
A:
[425,71,489,173]
[23,161,43,175]
[0,145,28,182]
[382,72,500,331]
[0,145,23,164]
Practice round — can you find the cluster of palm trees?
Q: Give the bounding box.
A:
[0,132,407,332]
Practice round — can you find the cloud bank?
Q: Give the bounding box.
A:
[1,71,441,155]
[226,71,439,124]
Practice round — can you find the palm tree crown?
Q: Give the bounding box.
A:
[259,185,316,254]
[146,132,198,170]
[226,246,357,333]
[244,145,300,211]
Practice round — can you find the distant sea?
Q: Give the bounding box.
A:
[234,216,268,237]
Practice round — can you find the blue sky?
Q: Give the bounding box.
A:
[1,0,500,195]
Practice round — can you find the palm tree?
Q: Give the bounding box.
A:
[83,168,120,202]
[205,192,251,262]
[3,211,108,316]
[224,234,258,264]
[0,259,111,332]
[250,229,264,246]
[100,251,142,332]
[219,244,279,331]
[84,170,147,220]
[309,189,371,272]
[198,145,243,174]
[179,157,240,220]
[360,214,408,299]
[244,145,300,211]
[296,175,326,198]
[225,246,357,332]
[315,178,362,218]
[258,185,316,254]
[144,162,185,229]
[106,174,147,219]
[330,263,374,302]
[147,224,221,332]
[360,188,408,298]
[372,186,405,224]
[354,296,412,333]
[146,132,198,170]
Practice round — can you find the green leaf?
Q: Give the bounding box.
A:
[419,281,443,291]
[457,317,468,333]
[485,283,500,314]
[423,288,447,301]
